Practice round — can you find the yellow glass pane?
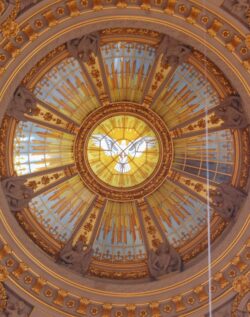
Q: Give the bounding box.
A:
[87,115,160,188]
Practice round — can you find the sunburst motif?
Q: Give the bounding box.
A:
[91,134,156,173]
[9,34,239,270]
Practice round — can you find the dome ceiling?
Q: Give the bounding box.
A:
[0,29,248,282]
[0,1,249,314]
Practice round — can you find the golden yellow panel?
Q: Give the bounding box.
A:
[87,115,160,188]
[75,103,172,201]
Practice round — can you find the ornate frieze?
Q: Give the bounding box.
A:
[0,238,248,316]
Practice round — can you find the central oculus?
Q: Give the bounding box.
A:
[87,115,160,188]
[75,103,172,201]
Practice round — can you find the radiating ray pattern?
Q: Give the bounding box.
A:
[13,121,74,175]
[147,181,212,248]
[87,115,159,188]
[101,42,155,103]
[29,176,95,242]
[33,57,99,124]
[93,201,146,262]
[152,63,220,129]
[173,130,234,183]
[9,39,239,268]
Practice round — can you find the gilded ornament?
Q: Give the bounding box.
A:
[186,7,201,24]
[232,274,250,294]
[0,282,7,312]
[44,289,53,297]
[207,19,223,37]
[24,275,33,285]
[93,0,103,11]
[0,0,20,39]
[116,0,128,8]
[31,277,47,294]
[0,1,5,15]
[163,304,172,312]
[149,302,160,317]
[67,0,80,16]
[53,289,69,306]
[232,273,250,317]
[213,272,229,289]
[0,265,8,282]
[126,304,136,317]
[140,0,151,11]
[231,255,248,272]
[164,0,176,15]
[11,262,28,279]
[76,297,90,314]
[102,303,112,317]
[246,34,250,49]
[171,295,185,312]
[193,285,208,302]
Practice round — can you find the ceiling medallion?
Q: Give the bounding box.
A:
[75,103,173,201]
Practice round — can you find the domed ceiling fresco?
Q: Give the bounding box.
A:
[0,1,249,316]
[0,29,247,280]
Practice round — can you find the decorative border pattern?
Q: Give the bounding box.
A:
[0,236,249,316]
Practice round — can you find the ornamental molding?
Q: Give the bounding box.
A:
[0,232,248,316]
[0,0,20,39]
[0,0,249,83]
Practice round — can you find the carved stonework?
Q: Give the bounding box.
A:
[148,241,182,279]
[157,36,191,68]
[0,0,20,38]
[0,286,33,317]
[58,239,93,276]
[0,266,8,283]
[213,96,248,129]
[232,273,250,317]
[67,33,100,63]
[222,1,250,28]
[210,184,246,219]
[0,283,7,313]
[7,86,38,122]
[1,177,34,212]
